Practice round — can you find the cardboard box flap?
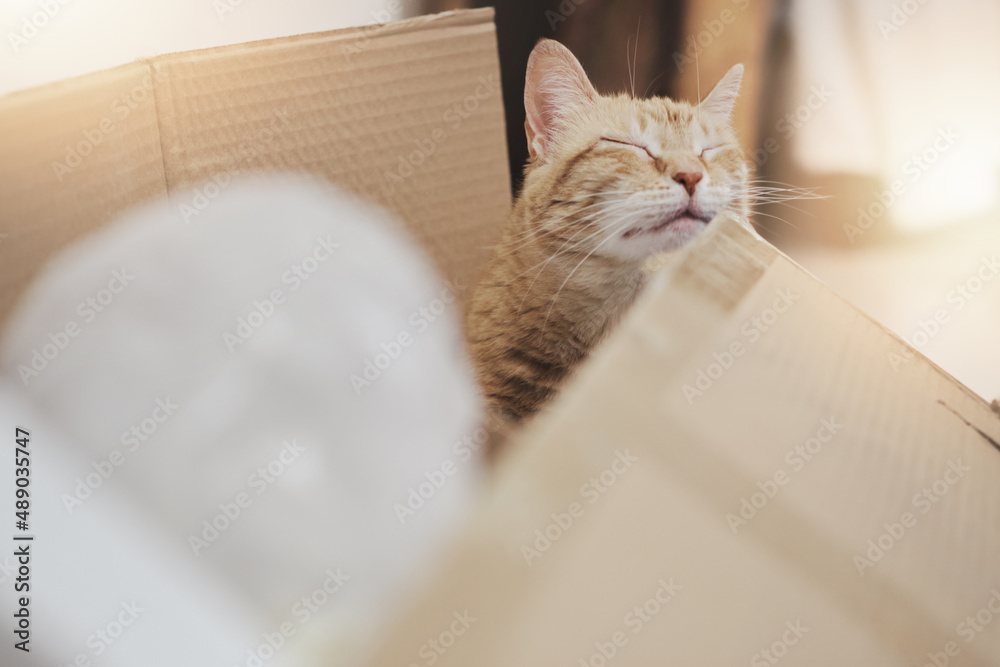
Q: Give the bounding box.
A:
[363,215,1000,666]
[0,8,510,335]
[154,7,509,292]
[0,62,166,332]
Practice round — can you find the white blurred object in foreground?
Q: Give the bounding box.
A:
[0,175,483,666]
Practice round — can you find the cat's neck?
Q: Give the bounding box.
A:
[465,196,649,422]
[502,199,647,341]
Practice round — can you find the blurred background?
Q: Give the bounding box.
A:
[2,0,998,399]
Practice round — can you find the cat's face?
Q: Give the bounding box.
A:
[522,40,749,264]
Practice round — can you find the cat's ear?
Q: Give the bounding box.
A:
[524,39,598,160]
[699,64,743,118]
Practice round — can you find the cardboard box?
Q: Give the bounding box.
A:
[0,8,510,333]
[363,212,1000,666]
[2,9,998,666]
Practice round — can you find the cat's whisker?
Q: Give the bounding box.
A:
[525,206,642,274]
[631,18,640,100]
[556,196,636,214]
[741,185,830,215]
[745,189,823,197]
[694,35,702,118]
[746,178,823,188]
[742,184,829,201]
[748,199,823,213]
[643,68,669,99]
[542,191,640,216]
[742,183,826,194]
[500,199,635,255]
[745,192,828,203]
[550,191,643,210]
[748,209,802,230]
[746,194,824,202]
[542,214,641,329]
[756,201,817,219]
[534,202,638,259]
[625,36,633,99]
[495,204,616,249]
[555,208,652,261]
[511,201,641,311]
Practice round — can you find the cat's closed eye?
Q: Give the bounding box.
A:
[700,145,724,159]
[599,136,656,160]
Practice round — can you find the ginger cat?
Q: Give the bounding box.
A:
[467,39,749,421]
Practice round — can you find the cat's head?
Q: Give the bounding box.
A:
[521,39,749,263]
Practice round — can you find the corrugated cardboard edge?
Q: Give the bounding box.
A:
[662,216,999,439]
[0,9,495,108]
[152,8,496,66]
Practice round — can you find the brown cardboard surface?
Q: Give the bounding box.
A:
[153,7,509,293]
[0,8,510,334]
[363,214,1000,666]
[0,62,167,331]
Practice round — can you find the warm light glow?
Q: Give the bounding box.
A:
[894,144,1000,231]
[787,0,1000,233]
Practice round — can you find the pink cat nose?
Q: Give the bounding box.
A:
[673,171,703,196]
